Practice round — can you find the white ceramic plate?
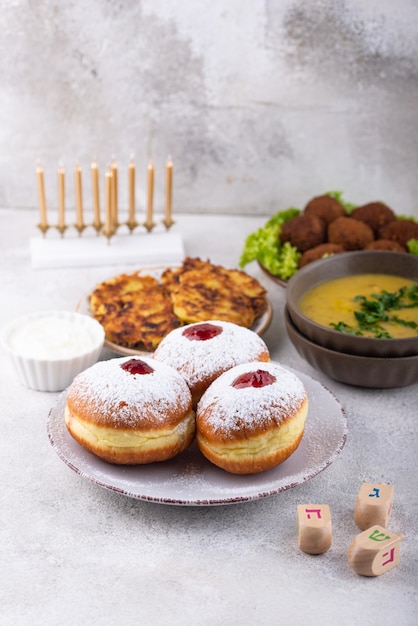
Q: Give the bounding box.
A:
[77,265,273,356]
[47,367,347,506]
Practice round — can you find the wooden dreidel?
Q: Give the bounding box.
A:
[347,525,404,577]
[354,482,394,530]
[297,504,332,554]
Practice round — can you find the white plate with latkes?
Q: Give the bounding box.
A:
[77,264,273,356]
[47,366,347,506]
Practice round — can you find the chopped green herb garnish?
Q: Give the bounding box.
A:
[331,284,418,338]
[330,321,363,336]
[391,316,417,329]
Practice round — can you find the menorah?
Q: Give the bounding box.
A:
[31,157,184,269]
[36,157,174,240]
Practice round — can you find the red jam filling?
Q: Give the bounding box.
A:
[182,322,223,341]
[120,358,154,375]
[232,369,276,389]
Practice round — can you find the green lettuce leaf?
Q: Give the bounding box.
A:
[325,190,357,214]
[407,238,418,255]
[239,208,301,280]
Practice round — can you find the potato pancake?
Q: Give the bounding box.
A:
[89,257,267,350]
[90,273,181,351]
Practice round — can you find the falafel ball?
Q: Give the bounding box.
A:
[364,239,406,252]
[378,219,418,249]
[280,214,326,253]
[304,194,346,225]
[351,202,396,235]
[299,243,345,268]
[328,216,374,250]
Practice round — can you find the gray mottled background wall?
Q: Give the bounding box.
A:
[1,0,418,218]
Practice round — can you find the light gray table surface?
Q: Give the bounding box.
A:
[1,209,417,626]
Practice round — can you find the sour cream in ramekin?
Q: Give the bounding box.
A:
[1,310,105,391]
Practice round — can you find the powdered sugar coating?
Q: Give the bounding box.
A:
[66,356,192,428]
[197,361,307,434]
[153,320,269,388]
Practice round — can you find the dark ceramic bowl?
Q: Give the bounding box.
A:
[286,251,418,358]
[284,307,418,388]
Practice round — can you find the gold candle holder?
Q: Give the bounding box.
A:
[37,222,50,236]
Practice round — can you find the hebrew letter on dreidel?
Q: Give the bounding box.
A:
[347,524,404,576]
[297,504,332,555]
[354,482,394,530]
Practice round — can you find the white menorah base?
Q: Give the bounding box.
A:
[30,231,185,269]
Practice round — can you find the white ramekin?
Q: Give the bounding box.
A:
[1,310,105,392]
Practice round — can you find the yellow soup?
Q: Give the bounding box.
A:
[299,274,418,339]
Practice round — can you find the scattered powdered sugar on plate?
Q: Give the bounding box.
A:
[47,364,348,505]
